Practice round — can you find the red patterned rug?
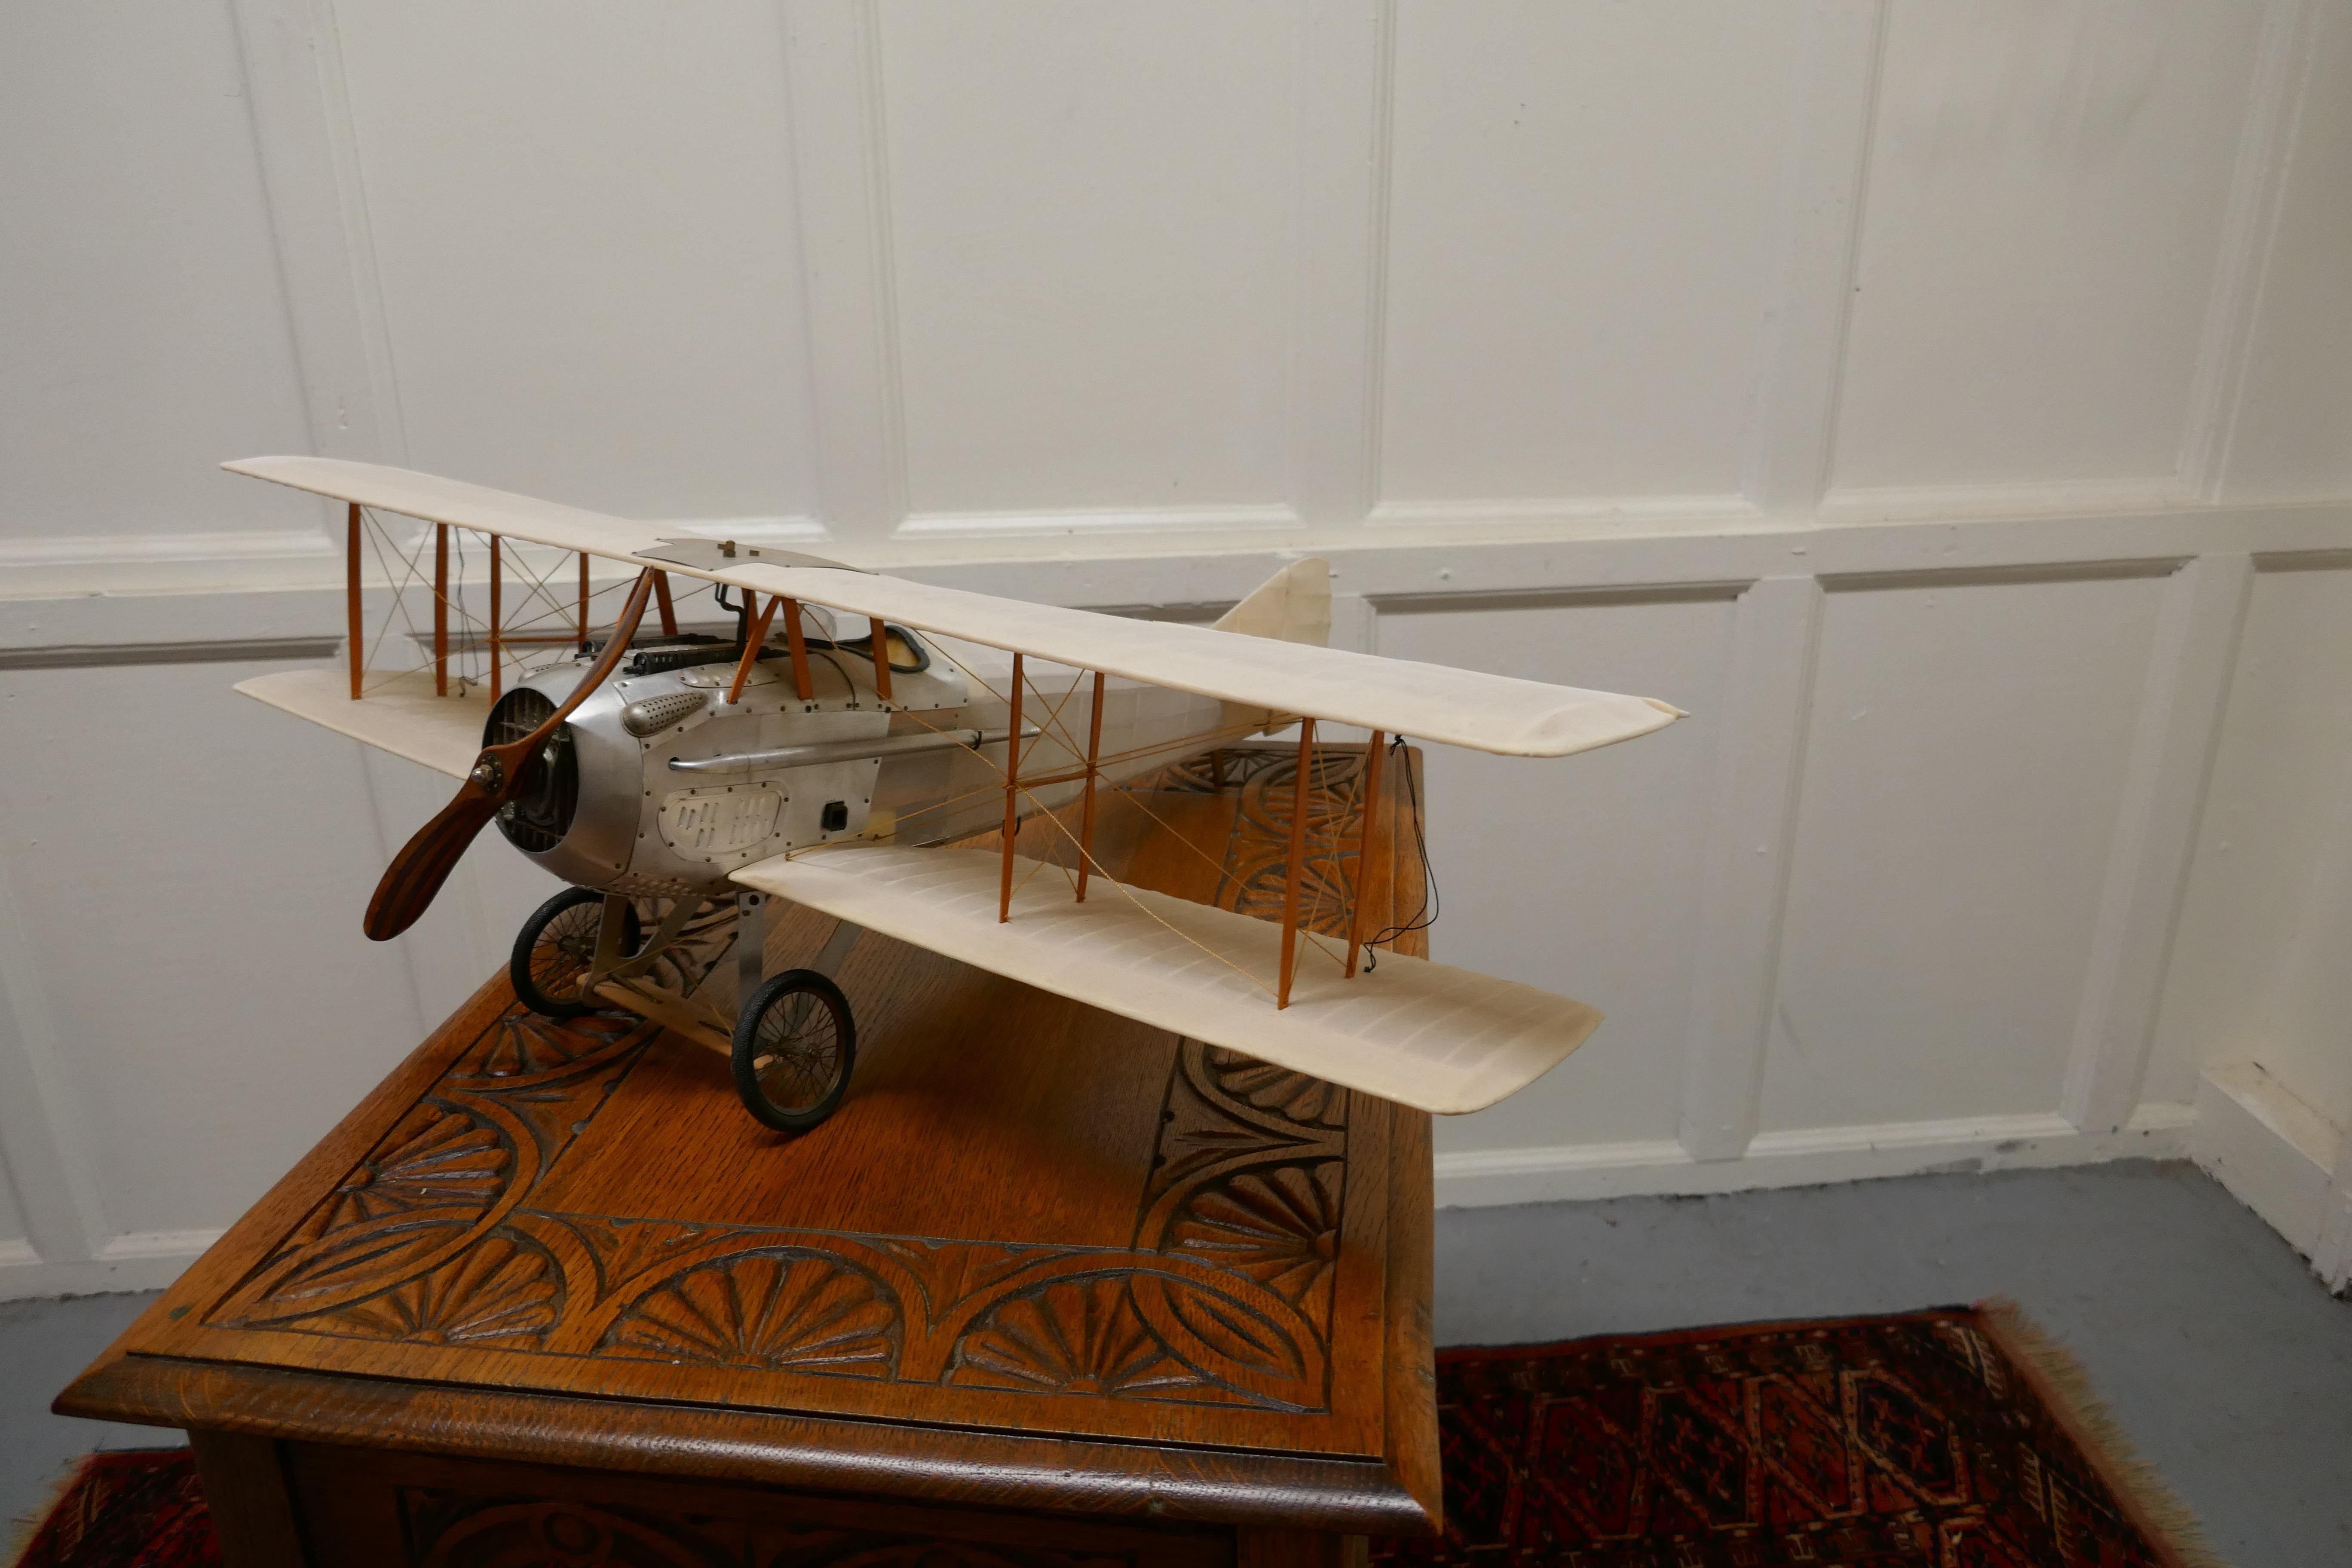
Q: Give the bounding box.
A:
[8,1450,215,1568]
[1373,1303,2220,1568]
[13,1307,2216,1568]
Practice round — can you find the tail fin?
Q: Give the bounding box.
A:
[1215,560,1330,736]
[1213,558,1330,647]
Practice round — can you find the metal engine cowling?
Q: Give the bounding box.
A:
[484,688,579,854]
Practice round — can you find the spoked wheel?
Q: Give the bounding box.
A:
[511,888,640,1017]
[732,970,856,1133]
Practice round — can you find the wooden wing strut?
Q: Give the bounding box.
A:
[1344,732,1386,978]
[653,570,678,637]
[1001,653,1023,922]
[727,595,781,704]
[488,536,503,701]
[346,502,363,700]
[433,524,450,696]
[1278,719,1317,1008]
[1076,671,1105,903]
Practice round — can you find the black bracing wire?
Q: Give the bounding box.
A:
[1359,733,1437,971]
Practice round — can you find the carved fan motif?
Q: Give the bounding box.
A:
[211,999,667,1329]
[1234,751,1365,840]
[1228,852,1356,935]
[312,1230,561,1348]
[1204,1049,1349,1129]
[1149,754,1223,794]
[1149,745,1298,794]
[1132,1041,1351,1332]
[303,1101,511,1237]
[951,1276,1203,1399]
[1205,750,1366,939]
[225,1218,483,1322]
[463,1013,637,1080]
[1165,1162,1342,1305]
[601,1250,900,1376]
[539,1213,729,1304]
[1126,1271,1317,1398]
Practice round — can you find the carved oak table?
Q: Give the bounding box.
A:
[58,745,1439,1566]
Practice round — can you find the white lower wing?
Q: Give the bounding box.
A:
[731,845,1602,1115]
[237,668,490,780]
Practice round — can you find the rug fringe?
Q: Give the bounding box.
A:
[5,1453,98,1568]
[1975,1297,2232,1568]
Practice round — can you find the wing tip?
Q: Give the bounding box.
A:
[222,454,320,485]
[1510,692,1684,757]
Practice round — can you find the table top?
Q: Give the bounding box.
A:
[61,744,1439,1537]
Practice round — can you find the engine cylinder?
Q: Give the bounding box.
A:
[484,688,579,854]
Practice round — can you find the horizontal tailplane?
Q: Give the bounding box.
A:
[1216,558,1329,735]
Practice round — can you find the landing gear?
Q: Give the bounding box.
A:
[510,887,860,1133]
[511,887,640,1017]
[732,970,857,1133]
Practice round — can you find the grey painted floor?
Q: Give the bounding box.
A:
[1,1289,180,1539]
[5,1161,2348,1562]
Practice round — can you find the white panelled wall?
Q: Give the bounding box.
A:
[4,1,2352,1300]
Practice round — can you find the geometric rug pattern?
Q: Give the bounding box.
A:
[9,1450,217,1568]
[1370,1307,2199,1568]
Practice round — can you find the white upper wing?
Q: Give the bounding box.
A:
[229,455,1680,758]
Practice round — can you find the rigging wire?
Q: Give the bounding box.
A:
[1358,733,1437,970]
[832,682,1286,999]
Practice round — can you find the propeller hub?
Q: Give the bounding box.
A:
[368,567,657,943]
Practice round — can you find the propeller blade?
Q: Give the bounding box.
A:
[364,786,505,940]
[362,569,658,941]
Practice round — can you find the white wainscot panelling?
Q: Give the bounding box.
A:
[1377,594,1734,1152]
[1377,1,1803,505]
[328,0,819,520]
[1759,571,2167,1131]
[0,3,317,549]
[0,660,431,1244]
[1831,0,2269,496]
[2221,3,2352,503]
[2152,562,2352,1128]
[880,1,1298,522]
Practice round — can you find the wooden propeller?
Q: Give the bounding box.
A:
[364,569,658,941]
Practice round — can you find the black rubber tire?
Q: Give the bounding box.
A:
[732,969,857,1133]
[510,888,640,1018]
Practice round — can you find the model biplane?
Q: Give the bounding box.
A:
[225,456,1680,1131]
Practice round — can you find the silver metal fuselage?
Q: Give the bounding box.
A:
[503,634,964,899]
[499,628,1236,899]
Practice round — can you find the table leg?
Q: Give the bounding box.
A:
[189,1430,308,1567]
